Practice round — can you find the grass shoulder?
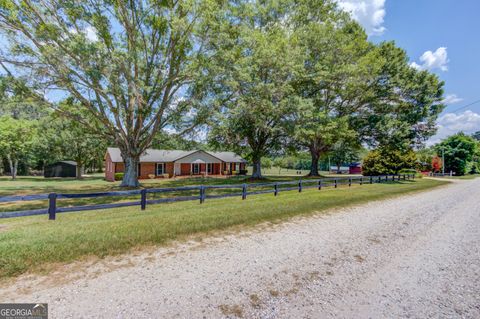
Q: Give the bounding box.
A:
[0,178,447,280]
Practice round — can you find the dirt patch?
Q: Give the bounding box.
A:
[219,304,244,318]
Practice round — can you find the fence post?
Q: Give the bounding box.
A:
[48,193,57,220]
[318,180,322,190]
[242,184,247,200]
[199,186,205,204]
[412,174,415,180]
[334,179,337,188]
[403,174,406,181]
[348,178,352,187]
[360,177,363,185]
[140,189,147,210]
[298,180,302,192]
[370,176,373,184]
[274,183,278,196]
[378,176,381,183]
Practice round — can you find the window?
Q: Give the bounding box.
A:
[156,163,165,176]
[231,163,237,171]
[207,163,213,174]
[138,163,141,177]
[192,163,200,174]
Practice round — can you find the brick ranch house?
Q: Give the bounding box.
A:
[105,147,247,182]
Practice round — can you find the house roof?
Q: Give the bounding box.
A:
[106,147,246,163]
[209,151,247,163]
[50,160,77,166]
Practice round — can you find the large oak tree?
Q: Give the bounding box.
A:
[0,0,221,186]
[206,0,303,178]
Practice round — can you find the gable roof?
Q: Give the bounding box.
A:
[106,147,246,163]
[209,151,246,163]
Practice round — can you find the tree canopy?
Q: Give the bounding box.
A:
[0,0,222,186]
[0,0,448,183]
[206,0,303,178]
[434,133,479,175]
[0,116,36,179]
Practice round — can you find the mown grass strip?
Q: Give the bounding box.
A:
[0,179,448,279]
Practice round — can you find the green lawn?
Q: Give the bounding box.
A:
[0,178,447,279]
[246,166,361,177]
[444,174,480,180]
[0,174,308,196]
[0,174,347,213]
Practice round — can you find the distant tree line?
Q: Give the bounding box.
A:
[0,0,445,185]
[361,132,480,176]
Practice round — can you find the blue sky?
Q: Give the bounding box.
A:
[336,0,480,144]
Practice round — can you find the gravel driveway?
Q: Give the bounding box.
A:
[2,178,479,318]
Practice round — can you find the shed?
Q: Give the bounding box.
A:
[349,162,362,175]
[44,161,77,178]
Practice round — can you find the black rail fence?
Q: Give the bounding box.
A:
[0,174,415,220]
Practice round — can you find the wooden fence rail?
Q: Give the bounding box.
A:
[0,174,415,220]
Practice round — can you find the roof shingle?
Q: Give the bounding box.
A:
[106,147,246,163]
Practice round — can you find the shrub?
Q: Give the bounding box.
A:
[114,173,124,181]
[362,148,417,176]
[398,168,417,174]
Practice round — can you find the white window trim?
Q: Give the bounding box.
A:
[156,163,165,176]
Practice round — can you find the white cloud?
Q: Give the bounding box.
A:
[410,47,449,72]
[409,62,421,70]
[428,110,480,145]
[442,94,463,105]
[336,0,386,36]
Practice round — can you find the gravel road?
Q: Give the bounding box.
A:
[2,178,479,318]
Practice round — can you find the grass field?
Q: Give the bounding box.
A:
[0,178,448,280]
[0,173,357,213]
[0,170,354,197]
[445,174,480,180]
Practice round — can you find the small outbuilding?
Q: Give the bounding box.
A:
[349,162,362,175]
[44,161,77,178]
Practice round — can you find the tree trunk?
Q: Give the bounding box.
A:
[7,155,16,180]
[76,164,83,179]
[251,157,263,179]
[13,159,18,180]
[308,148,320,176]
[121,155,140,187]
[336,163,341,174]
